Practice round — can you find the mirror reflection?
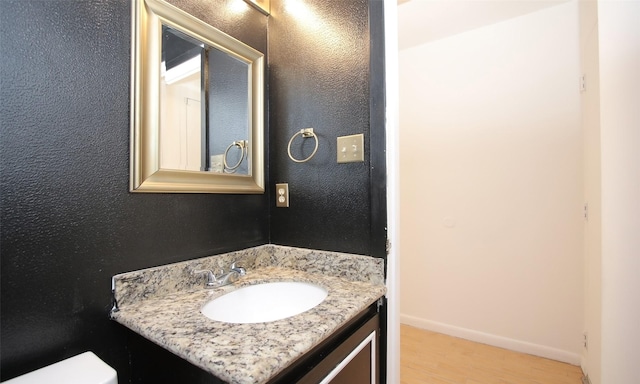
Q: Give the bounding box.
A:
[160,26,250,175]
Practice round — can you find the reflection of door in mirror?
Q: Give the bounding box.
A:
[160,26,203,172]
[160,74,202,171]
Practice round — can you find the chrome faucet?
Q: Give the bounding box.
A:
[218,262,246,286]
[193,262,245,288]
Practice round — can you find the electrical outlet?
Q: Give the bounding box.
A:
[276,183,289,208]
[337,134,364,163]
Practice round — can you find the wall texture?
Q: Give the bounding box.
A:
[399,2,584,364]
[268,0,387,259]
[0,0,268,381]
[0,0,386,382]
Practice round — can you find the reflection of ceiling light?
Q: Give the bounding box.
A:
[229,0,248,14]
[283,0,348,57]
[162,56,200,85]
[285,0,314,22]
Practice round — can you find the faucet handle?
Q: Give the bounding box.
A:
[193,269,219,287]
[230,261,246,276]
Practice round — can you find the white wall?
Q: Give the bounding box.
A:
[597,1,640,383]
[579,0,602,381]
[399,2,584,364]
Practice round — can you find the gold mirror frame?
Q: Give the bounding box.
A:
[130,0,265,193]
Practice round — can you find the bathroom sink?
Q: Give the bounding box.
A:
[201,281,328,323]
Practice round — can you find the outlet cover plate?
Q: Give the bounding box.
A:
[276,183,289,207]
[337,134,364,163]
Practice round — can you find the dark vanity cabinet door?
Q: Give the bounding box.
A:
[328,341,373,383]
[308,317,378,384]
[269,304,380,384]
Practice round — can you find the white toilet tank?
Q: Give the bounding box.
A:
[3,352,117,384]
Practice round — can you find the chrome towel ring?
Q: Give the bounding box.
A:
[287,128,318,163]
[224,140,247,173]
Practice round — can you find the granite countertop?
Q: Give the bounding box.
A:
[111,245,386,384]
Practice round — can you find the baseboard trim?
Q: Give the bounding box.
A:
[400,314,581,365]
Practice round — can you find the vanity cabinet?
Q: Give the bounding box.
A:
[267,303,380,384]
[126,303,381,384]
[113,245,387,384]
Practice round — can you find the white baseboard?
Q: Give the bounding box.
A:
[400,314,581,366]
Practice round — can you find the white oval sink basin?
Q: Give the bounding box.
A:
[201,282,328,324]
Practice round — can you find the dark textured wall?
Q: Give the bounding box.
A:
[1,0,386,382]
[268,0,387,257]
[0,0,268,382]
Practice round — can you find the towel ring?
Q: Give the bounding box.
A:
[223,140,247,173]
[287,128,318,163]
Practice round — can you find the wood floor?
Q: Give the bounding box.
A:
[400,324,584,384]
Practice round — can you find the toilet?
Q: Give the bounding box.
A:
[3,352,117,384]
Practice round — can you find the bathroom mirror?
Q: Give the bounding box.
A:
[131,0,265,193]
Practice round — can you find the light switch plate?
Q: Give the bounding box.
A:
[337,134,364,163]
[276,183,289,207]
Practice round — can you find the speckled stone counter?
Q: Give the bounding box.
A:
[111,245,386,384]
